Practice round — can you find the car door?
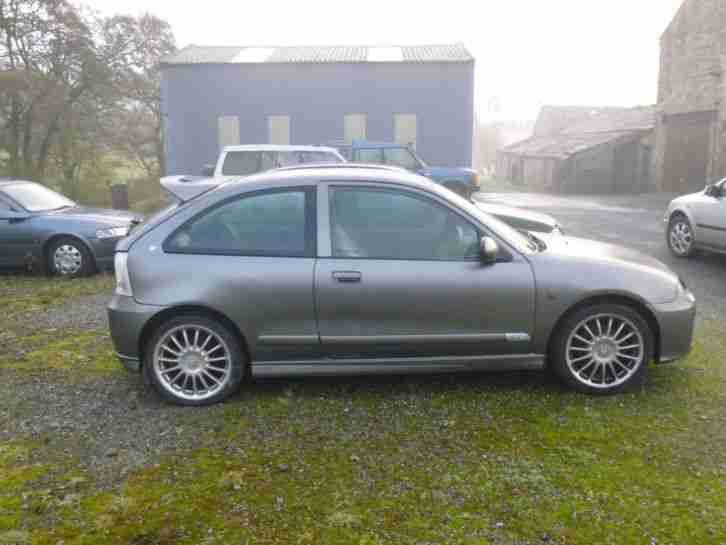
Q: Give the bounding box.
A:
[314,183,536,360]
[696,180,726,249]
[0,195,30,266]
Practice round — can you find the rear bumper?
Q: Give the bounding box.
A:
[652,292,697,363]
[107,294,164,372]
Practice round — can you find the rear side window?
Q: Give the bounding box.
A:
[165,189,315,257]
[221,151,261,176]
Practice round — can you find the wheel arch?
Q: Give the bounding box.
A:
[138,304,251,372]
[43,233,97,271]
[545,294,662,365]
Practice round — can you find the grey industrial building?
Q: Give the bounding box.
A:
[160,44,475,175]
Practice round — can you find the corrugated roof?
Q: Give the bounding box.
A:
[162,44,473,65]
[501,131,640,160]
[534,105,656,137]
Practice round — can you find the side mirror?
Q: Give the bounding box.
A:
[201,164,215,177]
[479,236,499,264]
[0,210,29,222]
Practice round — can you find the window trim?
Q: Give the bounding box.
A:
[323,183,486,263]
[163,187,317,258]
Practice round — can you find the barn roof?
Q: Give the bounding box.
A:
[500,132,639,160]
[162,44,474,65]
[534,106,656,137]
[503,105,656,159]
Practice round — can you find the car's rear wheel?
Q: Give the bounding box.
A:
[144,316,245,406]
[550,304,653,395]
[668,214,695,258]
[46,237,94,277]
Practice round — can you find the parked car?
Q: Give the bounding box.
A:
[665,178,726,258]
[327,140,479,198]
[108,164,695,406]
[201,145,345,178]
[474,200,563,236]
[0,180,142,276]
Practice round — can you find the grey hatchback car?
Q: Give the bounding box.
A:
[108,165,696,406]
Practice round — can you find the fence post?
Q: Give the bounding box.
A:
[110,183,130,210]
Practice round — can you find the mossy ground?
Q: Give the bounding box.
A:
[0,275,724,544]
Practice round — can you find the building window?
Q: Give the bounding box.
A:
[394,114,417,149]
[269,115,290,145]
[344,114,367,143]
[218,116,240,149]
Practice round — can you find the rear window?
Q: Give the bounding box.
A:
[222,151,260,176]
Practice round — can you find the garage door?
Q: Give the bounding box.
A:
[663,111,715,193]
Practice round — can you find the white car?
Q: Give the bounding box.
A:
[201,145,345,179]
[665,178,726,257]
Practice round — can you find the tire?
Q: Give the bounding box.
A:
[668,213,695,258]
[46,237,94,277]
[549,304,653,395]
[143,315,245,406]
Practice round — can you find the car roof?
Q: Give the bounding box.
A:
[323,140,409,149]
[219,164,438,195]
[274,163,405,174]
[0,179,31,187]
[221,145,341,153]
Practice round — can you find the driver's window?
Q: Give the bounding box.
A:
[329,187,479,261]
[165,189,311,257]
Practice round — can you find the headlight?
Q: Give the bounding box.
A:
[114,252,133,296]
[472,173,481,188]
[96,226,130,240]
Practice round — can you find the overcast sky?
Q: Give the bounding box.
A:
[83,0,684,123]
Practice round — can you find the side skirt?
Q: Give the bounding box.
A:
[252,354,545,378]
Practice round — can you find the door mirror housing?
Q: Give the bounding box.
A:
[479,236,499,264]
[201,164,215,177]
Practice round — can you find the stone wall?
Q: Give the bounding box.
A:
[656,0,726,190]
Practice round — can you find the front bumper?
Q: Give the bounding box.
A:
[107,294,164,372]
[652,290,697,363]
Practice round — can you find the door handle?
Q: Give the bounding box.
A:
[332,271,362,283]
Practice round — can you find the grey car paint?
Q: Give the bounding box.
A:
[0,180,143,270]
[108,167,695,384]
[665,178,726,254]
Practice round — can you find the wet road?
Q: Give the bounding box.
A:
[475,192,726,322]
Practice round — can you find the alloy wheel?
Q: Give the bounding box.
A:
[53,244,83,275]
[152,325,233,402]
[669,220,693,255]
[565,313,645,390]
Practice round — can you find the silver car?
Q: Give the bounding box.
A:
[108,165,696,406]
[665,178,726,258]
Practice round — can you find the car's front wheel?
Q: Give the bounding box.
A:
[47,237,94,277]
[668,214,695,258]
[550,304,653,395]
[143,315,245,406]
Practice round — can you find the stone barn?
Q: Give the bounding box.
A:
[656,0,726,193]
[497,106,656,194]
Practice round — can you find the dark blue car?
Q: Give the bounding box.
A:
[0,180,143,276]
[327,140,480,198]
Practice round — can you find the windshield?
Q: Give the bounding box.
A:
[3,182,75,212]
[428,183,537,255]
